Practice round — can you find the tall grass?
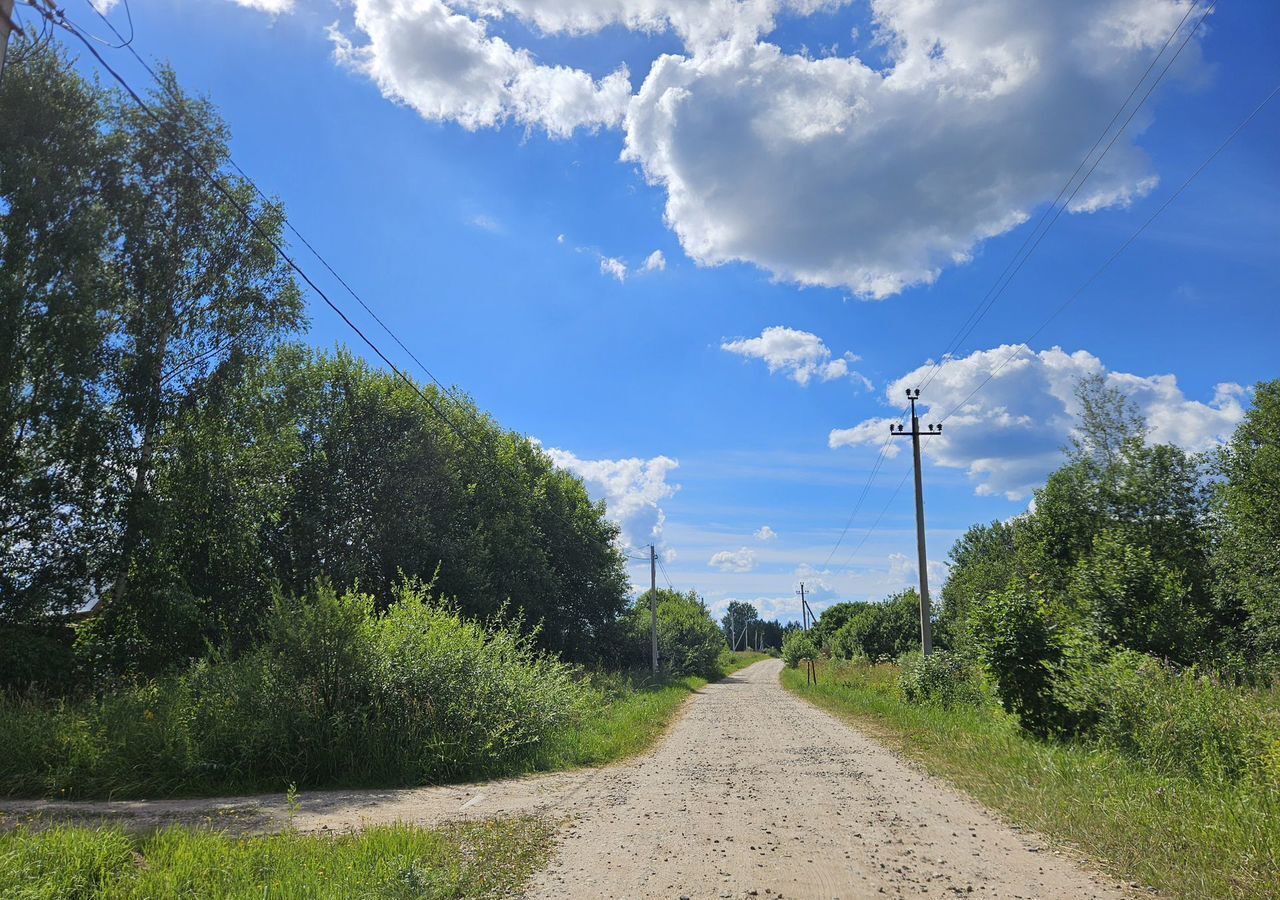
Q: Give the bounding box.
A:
[0,817,552,899]
[0,591,767,801]
[782,659,1280,900]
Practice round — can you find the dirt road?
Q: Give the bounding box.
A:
[2,659,1134,899]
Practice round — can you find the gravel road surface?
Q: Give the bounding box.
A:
[1,659,1135,899]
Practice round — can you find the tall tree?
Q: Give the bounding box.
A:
[1211,379,1280,661]
[100,67,303,618]
[0,40,120,622]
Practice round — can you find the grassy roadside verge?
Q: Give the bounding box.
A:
[0,816,552,899]
[527,650,767,770]
[780,660,1280,900]
[1,652,769,802]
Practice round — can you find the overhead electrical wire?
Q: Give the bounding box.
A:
[816,0,1218,577]
[34,3,596,540]
[917,0,1214,393]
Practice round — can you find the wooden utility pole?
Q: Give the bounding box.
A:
[797,582,807,629]
[892,388,941,655]
[1,0,22,86]
[649,544,659,672]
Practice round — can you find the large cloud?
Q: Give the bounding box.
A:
[829,345,1246,500]
[315,0,1203,293]
[544,448,680,547]
[624,0,1192,297]
[721,326,870,387]
[330,0,633,136]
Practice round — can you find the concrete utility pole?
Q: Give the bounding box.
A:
[649,544,659,673]
[892,388,942,655]
[797,582,807,630]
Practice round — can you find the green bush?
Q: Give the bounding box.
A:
[1053,649,1280,787]
[969,582,1068,737]
[0,579,590,797]
[898,650,988,708]
[781,631,818,668]
[829,590,922,662]
[624,589,724,678]
[1069,530,1206,664]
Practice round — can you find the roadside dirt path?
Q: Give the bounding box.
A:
[1,660,1135,899]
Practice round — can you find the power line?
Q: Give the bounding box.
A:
[935,79,1280,428]
[917,0,1213,393]
[656,556,675,592]
[36,5,594,541]
[831,76,1278,582]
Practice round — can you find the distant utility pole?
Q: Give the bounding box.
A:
[892,388,942,655]
[796,582,807,630]
[649,544,659,673]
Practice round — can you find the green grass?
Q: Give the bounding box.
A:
[519,650,767,771]
[0,816,553,899]
[1,652,768,801]
[781,659,1280,900]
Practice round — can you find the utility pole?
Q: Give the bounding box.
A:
[1,0,22,86]
[650,544,659,673]
[796,582,807,630]
[892,388,941,655]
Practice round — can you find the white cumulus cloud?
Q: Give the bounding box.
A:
[545,448,680,547]
[754,525,777,541]
[722,326,870,387]
[328,0,632,137]
[829,344,1246,500]
[709,547,758,573]
[623,0,1197,297]
[642,250,667,272]
[263,0,1203,295]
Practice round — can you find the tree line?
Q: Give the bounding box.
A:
[809,374,1278,741]
[1,40,634,685]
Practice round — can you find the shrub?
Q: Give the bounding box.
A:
[1053,649,1280,787]
[1,579,591,797]
[969,582,1068,737]
[625,589,724,677]
[781,631,818,669]
[1068,530,1205,664]
[898,650,988,708]
[829,590,922,662]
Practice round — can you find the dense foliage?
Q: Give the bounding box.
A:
[0,41,629,681]
[931,374,1280,756]
[623,589,725,677]
[1,580,594,796]
[781,630,818,668]
[828,589,922,662]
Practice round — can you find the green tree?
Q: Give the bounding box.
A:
[1068,530,1204,663]
[720,600,759,649]
[628,589,723,676]
[100,67,304,630]
[0,40,121,623]
[811,601,870,651]
[830,589,921,662]
[1211,379,1280,661]
[938,519,1020,649]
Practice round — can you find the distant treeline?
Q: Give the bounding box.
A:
[0,40,630,684]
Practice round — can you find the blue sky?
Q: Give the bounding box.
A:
[43,0,1280,623]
